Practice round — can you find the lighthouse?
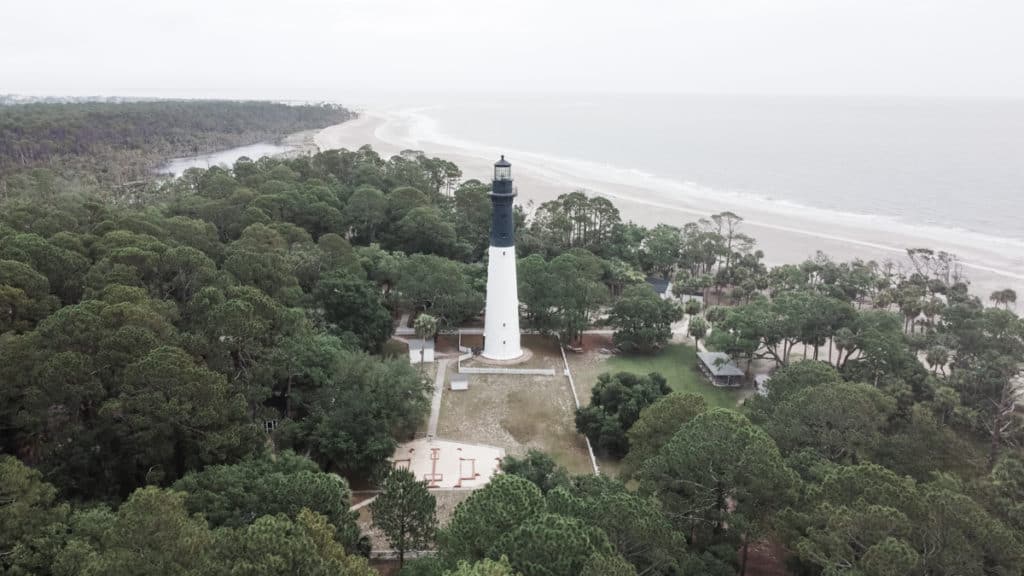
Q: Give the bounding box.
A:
[482,156,522,360]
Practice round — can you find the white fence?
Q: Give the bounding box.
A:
[457,343,556,376]
[458,366,557,376]
[558,340,600,476]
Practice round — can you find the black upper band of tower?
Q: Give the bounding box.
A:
[490,155,515,247]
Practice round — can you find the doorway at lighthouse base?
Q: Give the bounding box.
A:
[436,334,596,476]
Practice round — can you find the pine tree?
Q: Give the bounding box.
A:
[371,468,437,566]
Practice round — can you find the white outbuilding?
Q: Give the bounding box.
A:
[450,373,469,391]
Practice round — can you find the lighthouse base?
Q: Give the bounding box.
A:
[479,347,531,364]
[481,350,525,361]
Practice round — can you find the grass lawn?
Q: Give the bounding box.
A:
[436,351,595,476]
[603,344,742,409]
[565,342,745,476]
[380,338,407,359]
[606,342,745,405]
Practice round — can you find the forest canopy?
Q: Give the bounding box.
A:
[1,100,1023,576]
[0,99,352,187]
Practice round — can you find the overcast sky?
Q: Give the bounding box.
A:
[2,0,1022,101]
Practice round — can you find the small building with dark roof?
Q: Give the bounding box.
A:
[697,351,745,387]
[645,277,672,300]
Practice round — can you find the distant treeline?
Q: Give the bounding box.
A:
[0,100,353,185]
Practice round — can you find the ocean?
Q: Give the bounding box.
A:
[381,94,1024,242]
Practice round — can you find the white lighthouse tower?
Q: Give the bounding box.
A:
[482,156,522,360]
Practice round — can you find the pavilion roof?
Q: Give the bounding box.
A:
[697,351,745,377]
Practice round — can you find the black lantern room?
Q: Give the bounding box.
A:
[489,155,516,247]
[491,155,514,196]
[494,155,511,180]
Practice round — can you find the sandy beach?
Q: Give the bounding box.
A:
[316,112,1024,303]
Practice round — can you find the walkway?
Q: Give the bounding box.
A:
[395,313,413,336]
[350,495,377,511]
[676,315,710,352]
[426,358,450,437]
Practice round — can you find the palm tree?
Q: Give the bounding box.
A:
[1006,289,1018,309]
[920,297,946,332]
[688,316,708,349]
[413,313,438,372]
[898,293,923,334]
[925,345,950,375]
[834,327,856,370]
[990,288,1018,310]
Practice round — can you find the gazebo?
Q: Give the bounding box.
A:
[697,351,745,387]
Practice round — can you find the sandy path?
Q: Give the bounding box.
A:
[426,358,449,438]
[316,113,1024,303]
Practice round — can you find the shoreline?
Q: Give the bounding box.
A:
[277,128,321,158]
[159,126,323,177]
[315,112,1024,304]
